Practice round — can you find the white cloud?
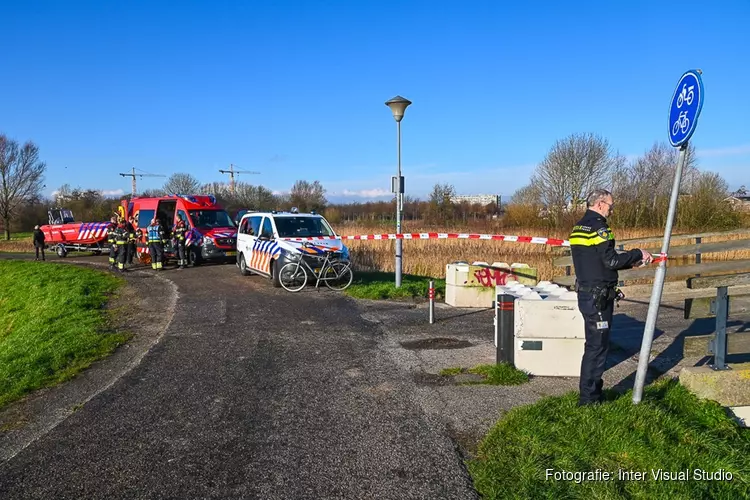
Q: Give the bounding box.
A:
[341,188,391,198]
[696,144,750,158]
[101,189,125,197]
[272,190,288,196]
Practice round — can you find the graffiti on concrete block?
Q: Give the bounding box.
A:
[473,267,513,287]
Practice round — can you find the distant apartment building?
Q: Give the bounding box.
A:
[449,194,500,206]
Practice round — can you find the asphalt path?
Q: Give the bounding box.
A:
[0,254,478,499]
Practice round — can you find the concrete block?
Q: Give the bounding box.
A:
[445,283,493,308]
[678,362,750,406]
[445,262,538,307]
[514,338,584,377]
[514,299,585,339]
[729,406,750,428]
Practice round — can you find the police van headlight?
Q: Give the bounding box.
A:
[203,236,213,246]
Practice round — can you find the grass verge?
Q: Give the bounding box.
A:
[440,363,530,385]
[467,378,750,499]
[0,232,34,252]
[344,271,445,300]
[0,261,129,409]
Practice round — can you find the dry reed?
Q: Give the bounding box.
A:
[3,226,748,282]
[341,224,750,281]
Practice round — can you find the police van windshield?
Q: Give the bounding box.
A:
[274,216,335,238]
[188,210,235,228]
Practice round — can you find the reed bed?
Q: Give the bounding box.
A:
[3,226,748,282]
[342,224,750,281]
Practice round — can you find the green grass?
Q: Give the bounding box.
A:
[440,363,530,385]
[8,232,33,241]
[344,271,446,300]
[0,261,129,408]
[467,378,750,499]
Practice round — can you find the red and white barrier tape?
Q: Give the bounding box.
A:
[280,232,571,246]
[652,252,668,263]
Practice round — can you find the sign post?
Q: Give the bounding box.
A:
[632,69,704,404]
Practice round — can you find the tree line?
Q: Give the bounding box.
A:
[1,131,745,239]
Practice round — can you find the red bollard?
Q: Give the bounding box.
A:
[428,280,435,324]
[496,293,515,364]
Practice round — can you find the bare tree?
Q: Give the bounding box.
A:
[612,142,698,228]
[139,188,166,197]
[289,180,327,212]
[163,173,201,195]
[0,135,46,239]
[509,184,543,205]
[232,182,277,211]
[530,133,624,220]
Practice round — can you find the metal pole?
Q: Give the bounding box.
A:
[395,120,403,288]
[428,280,435,324]
[632,142,688,403]
[711,286,729,370]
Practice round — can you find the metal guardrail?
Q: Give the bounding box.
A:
[683,272,750,369]
[553,228,750,287]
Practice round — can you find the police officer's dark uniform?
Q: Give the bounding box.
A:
[570,206,643,405]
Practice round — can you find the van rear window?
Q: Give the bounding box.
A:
[138,209,155,228]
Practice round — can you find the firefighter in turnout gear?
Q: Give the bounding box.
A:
[147,218,165,270]
[126,216,137,266]
[569,189,652,406]
[107,217,118,269]
[115,219,129,272]
[173,214,188,269]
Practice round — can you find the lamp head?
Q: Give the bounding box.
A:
[385,95,412,122]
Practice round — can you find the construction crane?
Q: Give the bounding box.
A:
[219,164,260,195]
[119,166,167,197]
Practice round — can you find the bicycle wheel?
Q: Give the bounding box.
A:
[279,262,308,292]
[324,261,354,291]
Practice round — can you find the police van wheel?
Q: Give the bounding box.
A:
[56,244,67,258]
[239,254,252,276]
[189,248,201,266]
[271,261,282,288]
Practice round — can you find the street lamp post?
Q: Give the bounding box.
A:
[385,95,412,288]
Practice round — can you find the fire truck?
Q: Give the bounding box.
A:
[121,194,237,265]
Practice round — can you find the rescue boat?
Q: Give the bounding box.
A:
[40,207,112,257]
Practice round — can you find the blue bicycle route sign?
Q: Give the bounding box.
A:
[668,69,704,147]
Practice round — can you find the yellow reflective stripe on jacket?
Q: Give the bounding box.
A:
[569,228,615,246]
[569,231,607,246]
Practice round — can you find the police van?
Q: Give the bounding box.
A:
[235,208,349,287]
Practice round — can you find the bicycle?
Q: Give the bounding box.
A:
[672,110,689,136]
[278,242,354,292]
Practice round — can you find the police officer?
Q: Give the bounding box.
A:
[569,189,652,406]
[107,217,118,270]
[115,218,129,272]
[147,218,165,270]
[173,214,187,269]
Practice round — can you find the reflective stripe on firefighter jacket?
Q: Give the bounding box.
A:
[115,226,128,245]
[173,222,187,241]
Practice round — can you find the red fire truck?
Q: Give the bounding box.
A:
[121,194,237,265]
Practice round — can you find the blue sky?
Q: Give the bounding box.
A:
[3,1,749,203]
